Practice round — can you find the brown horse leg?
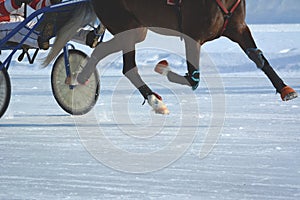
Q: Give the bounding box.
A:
[120,29,169,114]
[224,25,298,100]
[118,28,158,99]
[166,37,201,90]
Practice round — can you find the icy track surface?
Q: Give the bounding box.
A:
[1,24,300,199]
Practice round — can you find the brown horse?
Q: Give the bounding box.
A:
[46,0,297,114]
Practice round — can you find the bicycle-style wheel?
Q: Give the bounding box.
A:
[51,49,100,115]
[0,67,11,118]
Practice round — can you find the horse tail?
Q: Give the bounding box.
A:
[42,1,96,67]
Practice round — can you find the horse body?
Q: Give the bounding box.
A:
[47,0,297,114]
[92,0,242,43]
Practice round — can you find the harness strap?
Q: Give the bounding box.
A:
[216,0,241,35]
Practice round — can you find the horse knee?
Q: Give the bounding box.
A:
[246,48,267,69]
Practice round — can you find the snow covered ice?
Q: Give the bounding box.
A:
[1,1,300,199]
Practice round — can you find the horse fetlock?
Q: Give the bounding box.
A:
[138,85,153,100]
[246,48,265,69]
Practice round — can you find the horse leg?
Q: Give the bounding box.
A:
[155,37,201,90]
[122,30,169,114]
[224,25,298,101]
[77,28,169,114]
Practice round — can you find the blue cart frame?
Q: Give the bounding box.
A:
[0,0,103,118]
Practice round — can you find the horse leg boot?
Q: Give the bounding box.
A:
[225,25,297,101]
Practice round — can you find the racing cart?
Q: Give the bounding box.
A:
[0,0,104,118]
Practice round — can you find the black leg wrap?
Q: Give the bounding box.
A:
[246,48,286,93]
[261,64,286,93]
[246,48,265,69]
[138,85,153,99]
[187,61,198,75]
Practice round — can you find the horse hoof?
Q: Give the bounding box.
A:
[147,93,170,115]
[154,60,171,76]
[280,86,298,101]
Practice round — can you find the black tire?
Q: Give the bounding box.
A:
[51,49,100,115]
[0,67,11,118]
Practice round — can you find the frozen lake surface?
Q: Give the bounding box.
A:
[1,23,300,199]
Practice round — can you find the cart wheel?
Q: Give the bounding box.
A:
[0,67,11,118]
[51,49,100,115]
